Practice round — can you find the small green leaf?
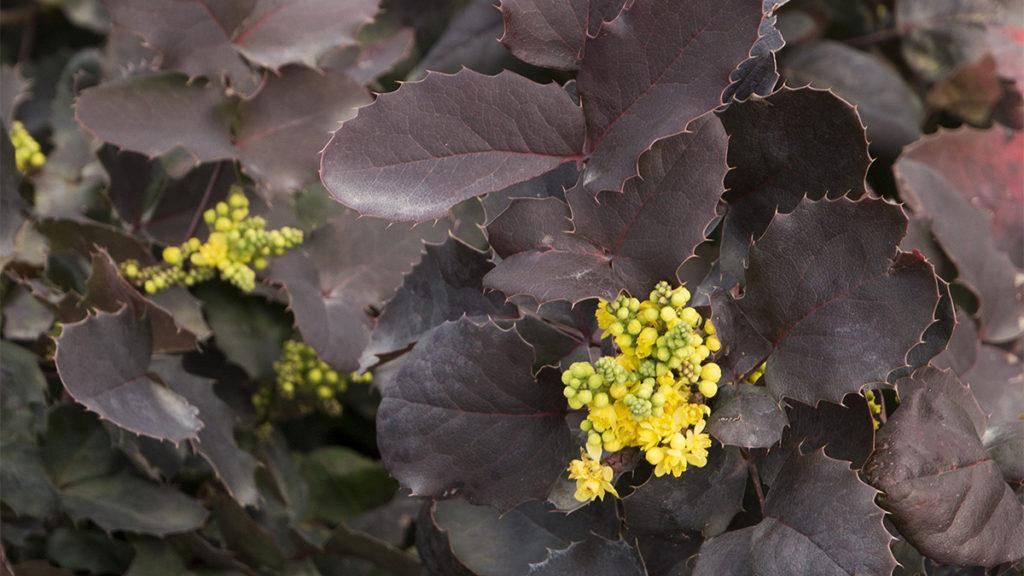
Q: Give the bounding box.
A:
[300,447,397,524]
[61,470,209,535]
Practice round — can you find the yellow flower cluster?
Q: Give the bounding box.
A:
[746,362,766,384]
[10,121,45,173]
[253,340,372,430]
[568,452,618,501]
[865,390,882,430]
[121,187,303,293]
[563,282,721,501]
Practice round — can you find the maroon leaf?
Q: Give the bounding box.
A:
[376,319,572,511]
[722,0,786,102]
[409,0,511,79]
[706,384,787,449]
[103,0,259,95]
[486,197,575,259]
[232,0,380,71]
[321,69,586,221]
[326,27,417,85]
[54,307,202,443]
[498,0,625,71]
[896,128,1024,343]
[575,0,762,195]
[485,114,728,304]
[712,197,940,406]
[866,367,1024,567]
[529,536,646,576]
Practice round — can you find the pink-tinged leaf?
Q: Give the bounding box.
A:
[235,67,370,197]
[484,114,728,304]
[896,128,1024,343]
[54,307,203,443]
[376,319,572,512]
[866,367,1024,567]
[722,0,786,102]
[498,0,625,71]
[576,0,762,195]
[712,197,940,406]
[695,450,896,576]
[321,69,586,221]
[103,0,259,95]
[232,0,380,70]
[324,27,417,85]
[75,73,236,165]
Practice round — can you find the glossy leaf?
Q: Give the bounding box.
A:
[54,307,203,442]
[376,319,571,511]
[361,236,517,370]
[866,367,1024,567]
[498,0,625,71]
[575,0,762,195]
[722,0,786,102]
[321,69,586,221]
[712,197,940,405]
[706,384,787,449]
[485,114,728,304]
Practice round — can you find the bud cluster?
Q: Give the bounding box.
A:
[564,282,720,501]
[10,121,45,174]
[865,389,883,430]
[121,187,303,293]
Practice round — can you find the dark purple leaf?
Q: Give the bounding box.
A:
[151,358,260,506]
[54,307,202,442]
[896,129,1024,344]
[103,0,259,94]
[321,69,586,221]
[623,444,747,538]
[481,162,577,225]
[1,124,28,267]
[528,536,646,576]
[376,319,572,511]
[409,0,511,79]
[360,236,517,370]
[485,114,727,304]
[326,27,416,85]
[236,67,370,197]
[706,384,787,449]
[866,367,1024,567]
[75,73,236,166]
[984,422,1024,485]
[722,0,787,102]
[695,450,895,576]
[232,0,380,71]
[36,218,152,264]
[486,196,574,259]
[717,87,870,287]
[712,197,940,406]
[498,0,625,71]
[575,0,762,195]
[61,471,209,536]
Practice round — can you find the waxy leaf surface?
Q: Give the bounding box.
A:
[498,0,625,71]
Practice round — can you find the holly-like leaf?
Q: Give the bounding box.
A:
[896,128,1024,344]
[61,471,209,536]
[498,0,625,71]
[232,0,380,71]
[694,450,895,576]
[717,87,870,287]
[103,0,259,95]
[321,69,586,221]
[75,73,236,165]
[485,114,728,304]
[722,0,787,102]
[376,319,571,511]
[706,384,787,449]
[575,0,762,195]
[54,307,202,442]
[409,0,511,79]
[711,197,940,406]
[782,41,925,157]
[528,536,646,576]
[623,444,747,538]
[360,236,517,370]
[866,367,1024,567]
[327,27,416,85]
[235,67,370,196]
[150,358,260,507]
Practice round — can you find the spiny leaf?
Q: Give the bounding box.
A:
[529,535,646,576]
[722,0,787,102]
[321,69,586,221]
[409,0,511,79]
[575,0,762,195]
[485,114,728,304]
[360,236,517,370]
[711,197,940,406]
[498,0,625,71]
[54,307,203,442]
[706,384,787,449]
[694,450,895,576]
[326,27,416,84]
[376,319,571,512]
[866,367,1024,567]
[232,0,380,71]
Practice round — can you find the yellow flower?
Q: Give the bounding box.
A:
[568,454,618,502]
[635,327,659,358]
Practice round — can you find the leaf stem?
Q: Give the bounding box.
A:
[743,449,767,518]
[325,523,422,576]
[184,162,224,241]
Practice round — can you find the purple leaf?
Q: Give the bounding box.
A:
[712,197,940,406]
[485,114,728,304]
[576,0,762,195]
[54,307,202,443]
[721,0,786,102]
[498,0,625,71]
[706,384,787,449]
[376,319,572,511]
[410,0,510,79]
[61,471,209,536]
[528,536,646,576]
[321,69,586,221]
[866,367,1024,567]
[325,27,417,85]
